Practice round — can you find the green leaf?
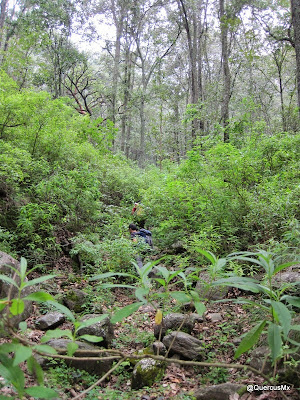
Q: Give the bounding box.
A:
[27,356,44,385]
[25,386,59,399]
[10,299,25,315]
[271,301,291,340]
[280,295,300,308]
[32,344,58,355]
[155,266,170,281]
[0,395,13,399]
[170,291,191,304]
[77,314,109,330]
[135,287,149,302]
[213,277,260,293]
[23,275,57,288]
[290,324,300,331]
[41,329,73,343]
[0,274,18,288]
[153,278,166,287]
[78,334,103,343]
[274,262,298,275]
[234,320,267,359]
[19,321,27,332]
[46,301,75,322]
[67,341,78,357]
[268,322,282,362]
[195,249,216,264]
[23,291,54,302]
[194,301,206,316]
[13,345,32,366]
[111,302,144,324]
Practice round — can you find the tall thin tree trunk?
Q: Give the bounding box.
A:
[220,0,231,142]
[291,0,300,114]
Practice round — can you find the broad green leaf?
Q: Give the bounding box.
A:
[77,314,109,330]
[135,287,149,302]
[78,334,103,343]
[271,301,291,339]
[67,341,78,357]
[19,321,27,332]
[111,302,144,324]
[10,299,24,315]
[0,274,18,288]
[155,266,170,280]
[213,277,260,293]
[25,386,59,399]
[194,301,206,316]
[23,291,54,302]
[27,356,44,385]
[170,291,191,304]
[33,344,58,355]
[23,275,57,288]
[280,295,300,308]
[46,301,75,322]
[234,320,267,359]
[13,345,32,366]
[268,322,282,362]
[41,329,73,343]
[0,395,12,399]
[274,262,298,275]
[195,249,216,264]
[290,325,300,331]
[153,278,166,287]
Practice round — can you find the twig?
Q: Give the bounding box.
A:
[72,358,126,400]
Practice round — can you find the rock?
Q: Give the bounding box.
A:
[35,313,65,330]
[206,313,223,323]
[162,331,204,360]
[194,383,245,400]
[272,265,300,294]
[76,313,114,347]
[152,341,167,356]
[36,338,113,376]
[0,251,33,332]
[154,313,202,339]
[131,358,165,389]
[195,272,229,300]
[249,346,272,373]
[63,288,87,313]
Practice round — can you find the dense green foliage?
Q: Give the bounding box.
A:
[0,70,299,271]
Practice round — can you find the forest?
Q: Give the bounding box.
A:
[0,0,299,399]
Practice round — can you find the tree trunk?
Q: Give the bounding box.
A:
[0,0,9,49]
[220,0,231,142]
[291,0,300,114]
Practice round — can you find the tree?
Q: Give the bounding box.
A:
[291,0,300,113]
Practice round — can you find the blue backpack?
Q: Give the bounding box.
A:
[137,229,153,248]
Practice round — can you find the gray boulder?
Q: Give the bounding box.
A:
[195,272,229,300]
[76,313,114,347]
[0,251,33,331]
[63,288,87,313]
[131,358,165,389]
[162,331,204,360]
[35,312,65,330]
[152,341,167,356]
[194,383,245,400]
[154,313,203,339]
[36,338,113,376]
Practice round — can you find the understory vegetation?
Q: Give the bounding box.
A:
[0,69,299,399]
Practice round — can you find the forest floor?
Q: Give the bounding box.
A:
[0,260,299,400]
